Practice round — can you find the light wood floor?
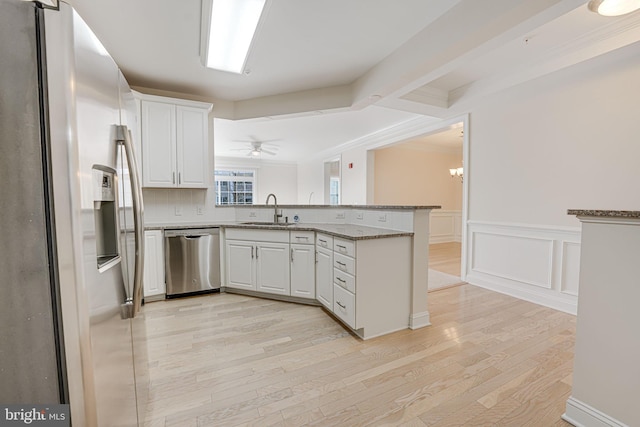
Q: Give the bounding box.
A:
[138,285,575,426]
[429,243,462,277]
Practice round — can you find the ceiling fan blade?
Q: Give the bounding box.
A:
[232,138,281,145]
[262,149,277,155]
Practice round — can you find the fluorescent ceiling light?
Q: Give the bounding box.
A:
[588,0,640,16]
[203,0,267,74]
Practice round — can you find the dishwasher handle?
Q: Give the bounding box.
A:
[184,234,206,239]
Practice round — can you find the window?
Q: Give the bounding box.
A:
[330,177,340,205]
[214,169,255,205]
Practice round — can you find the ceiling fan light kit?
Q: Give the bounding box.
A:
[588,0,640,16]
[230,138,279,157]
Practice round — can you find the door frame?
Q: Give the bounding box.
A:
[365,113,470,280]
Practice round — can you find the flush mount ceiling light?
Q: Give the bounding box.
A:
[588,0,640,16]
[200,0,268,74]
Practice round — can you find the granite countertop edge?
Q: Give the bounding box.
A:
[145,222,413,240]
[568,209,640,219]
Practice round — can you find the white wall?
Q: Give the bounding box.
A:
[469,43,640,227]
[297,160,324,205]
[465,40,640,314]
[373,146,462,209]
[341,146,369,204]
[216,156,298,204]
[256,162,298,204]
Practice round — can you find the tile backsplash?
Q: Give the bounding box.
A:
[143,189,417,231]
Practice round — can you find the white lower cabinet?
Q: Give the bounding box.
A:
[226,240,255,290]
[143,230,165,299]
[315,234,334,309]
[256,242,290,295]
[225,229,291,296]
[321,235,412,339]
[290,243,315,298]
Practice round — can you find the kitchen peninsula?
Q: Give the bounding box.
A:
[146,204,440,339]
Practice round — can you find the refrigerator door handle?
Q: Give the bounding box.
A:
[116,125,145,319]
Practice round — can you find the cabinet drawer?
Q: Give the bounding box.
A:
[334,238,355,257]
[316,233,333,249]
[290,230,314,244]
[225,228,289,243]
[333,269,355,294]
[334,252,355,276]
[333,284,355,329]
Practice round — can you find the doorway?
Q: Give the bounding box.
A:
[324,158,341,205]
[370,120,466,291]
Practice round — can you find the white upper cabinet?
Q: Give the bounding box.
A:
[141,101,176,187]
[137,93,212,188]
[176,106,209,188]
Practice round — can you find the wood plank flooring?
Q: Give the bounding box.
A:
[138,285,575,426]
[429,243,462,277]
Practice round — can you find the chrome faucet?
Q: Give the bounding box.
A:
[265,193,282,223]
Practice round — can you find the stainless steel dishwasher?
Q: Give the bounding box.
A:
[164,228,221,297]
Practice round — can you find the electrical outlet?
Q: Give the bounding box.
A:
[175,206,182,216]
[378,213,387,222]
[196,205,204,215]
[335,211,346,220]
[249,211,257,218]
[355,212,364,220]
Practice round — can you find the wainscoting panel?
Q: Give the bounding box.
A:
[466,221,581,314]
[430,210,462,243]
[560,242,581,296]
[471,232,553,289]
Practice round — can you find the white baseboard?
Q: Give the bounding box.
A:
[466,272,577,314]
[563,396,628,427]
[409,311,431,329]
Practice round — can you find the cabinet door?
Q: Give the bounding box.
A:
[143,230,165,297]
[290,244,315,299]
[256,242,290,296]
[176,106,208,188]
[226,240,255,290]
[315,247,333,309]
[141,101,176,187]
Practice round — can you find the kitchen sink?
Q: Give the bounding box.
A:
[241,221,297,226]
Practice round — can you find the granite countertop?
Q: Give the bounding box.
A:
[231,204,440,210]
[222,222,413,240]
[146,222,413,240]
[568,210,640,219]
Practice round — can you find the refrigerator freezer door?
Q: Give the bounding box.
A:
[0,0,63,404]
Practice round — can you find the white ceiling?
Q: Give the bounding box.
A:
[68,0,640,162]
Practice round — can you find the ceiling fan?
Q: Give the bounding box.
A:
[231,137,280,157]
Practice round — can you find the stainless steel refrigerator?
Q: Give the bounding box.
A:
[0,1,145,425]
